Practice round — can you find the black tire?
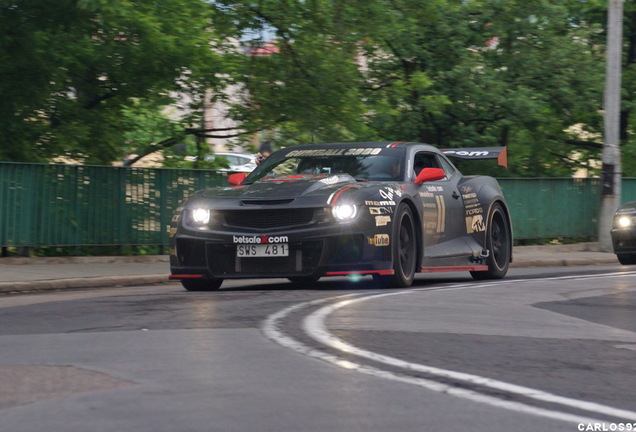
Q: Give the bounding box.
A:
[471,203,511,280]
[181,278,223,291]
[374,204,417,288]
[288,275,321,284]
[617,253,636,265]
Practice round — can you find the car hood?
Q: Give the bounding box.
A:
[616,201,636,215]
[198,173,362,201]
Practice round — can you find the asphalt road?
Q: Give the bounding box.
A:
[1,265,635,432]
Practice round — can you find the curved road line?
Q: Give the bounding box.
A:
[263,272,636,424]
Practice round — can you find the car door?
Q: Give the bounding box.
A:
[412,151,466,256]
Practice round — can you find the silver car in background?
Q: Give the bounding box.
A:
[204,152,258,172]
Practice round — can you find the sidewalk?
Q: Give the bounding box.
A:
[0,243,619,294]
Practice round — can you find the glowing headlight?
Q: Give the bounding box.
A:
[332,204,358,222]
[191,208,211,225]
[617,215,632,228]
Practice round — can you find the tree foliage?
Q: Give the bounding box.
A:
[216,0,606,176]
[0,0,629,177]
[0,0,221,164]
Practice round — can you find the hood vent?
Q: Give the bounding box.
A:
[222,208,315,230]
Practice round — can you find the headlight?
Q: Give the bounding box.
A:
[185,207,212,229]
[617,215,632,228]
[192,208,211,225]
[332,204,358,222]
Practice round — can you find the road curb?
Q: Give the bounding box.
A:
[0,249,620,294]
[511,255,618,268]
[0,255,170,266]
[0,275,173,294]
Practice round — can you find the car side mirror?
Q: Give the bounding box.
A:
[414,168,446,184]
[228,173,247,185]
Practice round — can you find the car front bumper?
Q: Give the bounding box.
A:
[611,228,636,254]
[169,225,394,280]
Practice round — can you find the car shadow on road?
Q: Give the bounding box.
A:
[213,274,476,292]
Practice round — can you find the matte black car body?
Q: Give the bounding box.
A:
[611,201,636,264]
[169,142,513,290]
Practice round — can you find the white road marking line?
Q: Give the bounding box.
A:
[262,273,636,424]
[303,288,636,422]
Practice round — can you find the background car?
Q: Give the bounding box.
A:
[169,141,512,291]
[611,201,636,264]
[204,152,258,172]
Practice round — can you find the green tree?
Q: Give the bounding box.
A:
[212,0,377,146]
[0,0,222,164]
[359,0,605,176]
[215,0,606,177]
[0,0,613,177]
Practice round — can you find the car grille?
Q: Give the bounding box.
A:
[220,208,316,230]
[207,241,324,276]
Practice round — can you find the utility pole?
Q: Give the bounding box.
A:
[599,0,624,252]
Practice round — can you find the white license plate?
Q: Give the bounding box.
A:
[236,244,289,257]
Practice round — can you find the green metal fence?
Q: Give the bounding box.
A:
[1,161,635,247]
[498,178,603,240]
[0,162,226,248]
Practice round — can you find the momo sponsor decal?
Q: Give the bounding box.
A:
[233,235,289,244]
[466,215,486,233]
[368,234,390,246]
[365,200,395,206]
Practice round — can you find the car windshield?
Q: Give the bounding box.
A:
[244,148,406,183]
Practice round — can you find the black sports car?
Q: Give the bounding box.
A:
[169,141,513,290]
[611,201,636,264]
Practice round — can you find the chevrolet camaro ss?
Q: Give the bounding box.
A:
[169,141,513,290]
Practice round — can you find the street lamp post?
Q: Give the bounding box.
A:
[599,0,623,252]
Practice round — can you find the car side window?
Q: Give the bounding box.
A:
[413,152,440,178]
[438,156,457,179]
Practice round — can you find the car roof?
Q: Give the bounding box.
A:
[279,141,440,152]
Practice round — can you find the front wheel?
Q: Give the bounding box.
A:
[617,253,636,265]
[471,203,511,280]
[181,278,223,291]
[374,204,417,288]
